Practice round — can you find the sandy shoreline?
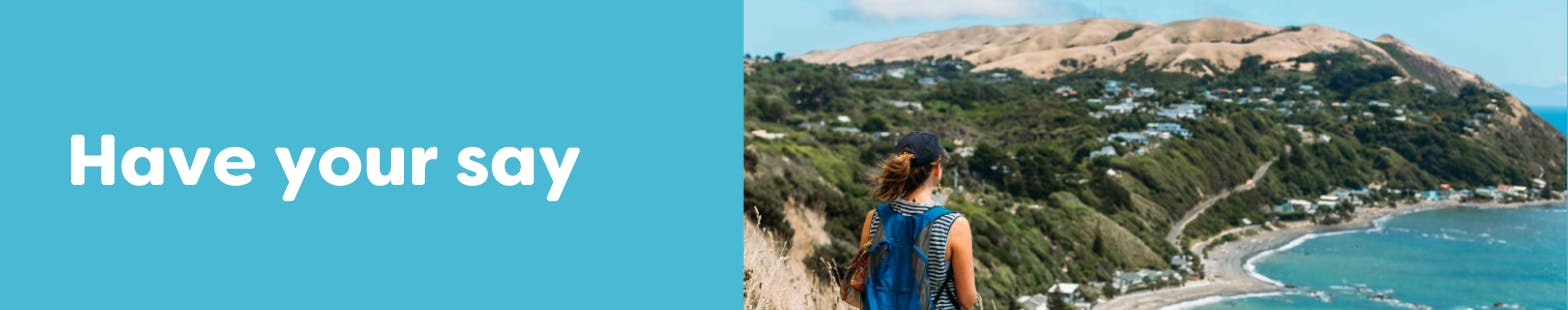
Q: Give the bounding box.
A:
[1096,198,1565,310]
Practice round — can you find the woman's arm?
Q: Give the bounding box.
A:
[948,217,979,309]
[859,210,874,247]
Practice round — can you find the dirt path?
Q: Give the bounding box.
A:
[1164,159,1275,250]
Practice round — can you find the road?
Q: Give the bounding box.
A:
[1163,159,1276,250]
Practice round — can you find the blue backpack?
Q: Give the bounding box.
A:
[849,203,955,310]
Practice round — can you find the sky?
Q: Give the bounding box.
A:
[744,0,1567,107]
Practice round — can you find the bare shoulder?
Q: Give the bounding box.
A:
[950,215,970,233]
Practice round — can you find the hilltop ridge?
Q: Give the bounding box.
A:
[797,18,1495,94]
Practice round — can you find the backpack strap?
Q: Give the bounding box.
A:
[871,203,893,242]
[933,270,957,309]
[912,206,954,254]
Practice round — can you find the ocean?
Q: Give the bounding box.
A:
[1535,105,1568,137]
[1195,205,1568,309]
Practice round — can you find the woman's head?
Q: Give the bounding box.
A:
[873,131,948,202]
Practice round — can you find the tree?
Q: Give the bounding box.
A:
[1048,294,1071,309]
[862,115,890,132]
[774,52,785,62]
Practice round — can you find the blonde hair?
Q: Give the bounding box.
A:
[872,152,937,202]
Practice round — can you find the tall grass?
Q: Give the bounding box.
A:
[744,212,855,310]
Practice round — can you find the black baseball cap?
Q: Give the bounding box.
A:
[895,131,948,166]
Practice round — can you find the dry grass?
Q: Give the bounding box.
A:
[744,215,856,310]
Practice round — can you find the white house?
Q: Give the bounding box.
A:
[885,68,907,79]
[1016,294,1051,310]
[1048,282,1083,303]
[1089,146,1118,158]
[1157,103,1205,120]
[1105,101,1139,114]
[1317,195,1341,209]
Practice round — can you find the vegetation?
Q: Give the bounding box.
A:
[1112,27,1143,42]
[743,52,1565,308]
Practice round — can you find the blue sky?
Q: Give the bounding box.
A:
[745,0,1567,107]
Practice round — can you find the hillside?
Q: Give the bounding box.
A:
[746,18,1565,309]
[796,18,1496,94]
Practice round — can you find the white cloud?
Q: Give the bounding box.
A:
[843,0,1086,21]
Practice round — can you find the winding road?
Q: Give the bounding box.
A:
[1164,159,1276,250]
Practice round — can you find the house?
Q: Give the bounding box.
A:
[990,72,1011,81]
[1330,188,1369,206]
[1105,80,1123,93]
[1055,85,1077,97]
[1474,188,1496,199]
[1532,178,1548,189]
[1317,195,1342,209]
[917,77,938,87]
[885,68,907,79]
[836,115,851,123]
[1145,122,1190,138]
[1113,272,1145,292]
[1272,202,1296,214]
[1170,255,1191,273]
[1016,294,1052,310]
[1106,132,1150,145]
[1157,103,1206,119]
[1113,269,1181,293]
[1089,146,1118,158]
[1277,199,1315,214]
[1500,185,1527,197]
[831,127,861,134]
[1048,282,1083,303]
[850,72,879,80]
[1105,100,1139,114]
[888,100,923,110]
[1136,87,1158,97]
[1298,85,1315,91]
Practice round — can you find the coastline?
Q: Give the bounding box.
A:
[1096,198,1566,310]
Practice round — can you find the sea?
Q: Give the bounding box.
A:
[1191,105,1568,309]
[1537,105,1568,137]
[1192,205,1568,309]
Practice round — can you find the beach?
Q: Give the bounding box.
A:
[1096,198,1566,310]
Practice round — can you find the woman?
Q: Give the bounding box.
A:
[855,131,978,309]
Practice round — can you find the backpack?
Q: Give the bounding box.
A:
[842,203,955,310]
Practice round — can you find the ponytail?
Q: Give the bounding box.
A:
[872,152,936,202]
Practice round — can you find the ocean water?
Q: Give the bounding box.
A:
[1534,105,1568,137]
[1196,205,1568,309]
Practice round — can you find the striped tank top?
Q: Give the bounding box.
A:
[869,199,965,310]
